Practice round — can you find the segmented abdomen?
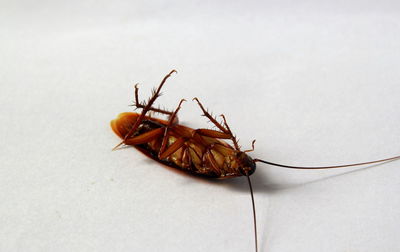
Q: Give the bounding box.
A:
[111,112,242,178]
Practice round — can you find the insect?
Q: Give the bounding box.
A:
[111,70,400,252]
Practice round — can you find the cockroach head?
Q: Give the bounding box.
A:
[237,152,256,176]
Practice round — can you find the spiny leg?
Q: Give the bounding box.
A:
[126,69,176,139]
[244,140,256,153]
[192,97,226,133]
[219,114,240,150]
[113,70,177,150]
[158,99,186,159]
[132,83,174,116]
[192,97,240,150]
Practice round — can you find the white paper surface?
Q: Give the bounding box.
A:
[1,1,400,251]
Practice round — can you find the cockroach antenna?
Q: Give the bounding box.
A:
[254,155,400,169]
[246,174,258,252]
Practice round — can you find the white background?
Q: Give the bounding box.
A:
[1,1,400,252]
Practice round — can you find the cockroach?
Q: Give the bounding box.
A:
[111,70,400,252]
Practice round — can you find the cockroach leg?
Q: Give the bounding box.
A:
[193,97,240,150]
[134,83,139,107]
[202,145,222,176]
[124,69,176,139]
[181,146,192,169]
[159,137,186,160]
[124,128,164,145]
[133,83,174,116]
[113,70,177,150]
[158,99,186,157]
[192,97,227,133]
[192,129,232,139]
[244,140,256,153]
[219,114,240,150]
[167,99,186,126]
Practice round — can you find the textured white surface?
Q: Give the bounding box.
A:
[1,1,400,252]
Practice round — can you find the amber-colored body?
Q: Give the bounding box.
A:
[111,112,256,178]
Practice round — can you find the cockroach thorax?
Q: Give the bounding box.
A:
[237,152,257,176]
